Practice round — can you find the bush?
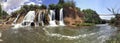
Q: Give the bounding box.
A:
[0,4,8,19]
[76,23,95,26]
[49,4,56,10]
[82,9,102,24]
[40,4,47,9]
[63,0,75,7]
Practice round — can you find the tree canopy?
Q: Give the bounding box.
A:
[0,4,8,19]
[58,0,65,4]
[82,9,102,24]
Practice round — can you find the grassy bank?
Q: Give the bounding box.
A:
[76,23,95,26]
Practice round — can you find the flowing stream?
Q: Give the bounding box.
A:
[0,24,119,43]
[59,8,65,26]
[48,10,57,26]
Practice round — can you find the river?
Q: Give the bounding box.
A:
[0,24,119,43]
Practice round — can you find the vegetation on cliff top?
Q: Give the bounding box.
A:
[10,4,47,18]
[0,4,8,19]
[108,8,120,26]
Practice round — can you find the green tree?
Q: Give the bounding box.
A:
[49,4,56,10]
[107,8,120,19]
[0,4,2,17]
[82,9,101,24]
[107,8,120,25]
[76,7,81,12]
[58,0,65,4]
[40,4,47,9]
[63,0,75,7]
[0,4,8,19]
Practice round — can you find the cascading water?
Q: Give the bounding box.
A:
[13,11,35,29]
[48,10,57,26]
[13,14,20,24]
[59,8,65,26]
[38,12,44,26]
[23,11,35,23]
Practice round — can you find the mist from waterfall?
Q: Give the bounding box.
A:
[48,10,57,26]
[59,8,65,26]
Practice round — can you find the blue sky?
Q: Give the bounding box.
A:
[42,0,58,7]
[75,0,120,14]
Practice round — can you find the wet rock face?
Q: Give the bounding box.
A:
[63,7,84,26]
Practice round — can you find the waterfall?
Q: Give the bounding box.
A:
[22,11,35,26]
[23,11,35,23]
[13,11,35,29]
[13,14,20,24]
[59,8,65,26]
[38,12,44,26]
[41,14,44,26]
[48,10,57,26]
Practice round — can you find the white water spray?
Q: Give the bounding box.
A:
[59,8,65,26]
[48,10,57,26]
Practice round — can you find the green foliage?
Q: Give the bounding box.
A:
[58,0,65,4]
[48,0,76,10]
[49,4,56,10]
[0,4,8,19]
[107,8,120,25]
[56,4,63,9]
[11,4,47,16]
[0,4,1,13]
[82,9,102,24]
[40,4,47,9]
[110,18,116,24]
[63,0,75,7]
[76,7,81,12]
[76,23,95,26]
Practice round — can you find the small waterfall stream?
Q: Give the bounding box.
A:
[38,12,44,26]
[59,8,65,26]
[48,10,57,26]
[13,14,20,24]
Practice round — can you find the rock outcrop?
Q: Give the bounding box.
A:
[63,7,84,26]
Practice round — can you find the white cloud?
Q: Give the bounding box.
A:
[1,0,42,14]
[25,2,35,5]
[99,15,115,20]
[1,0,29,14]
